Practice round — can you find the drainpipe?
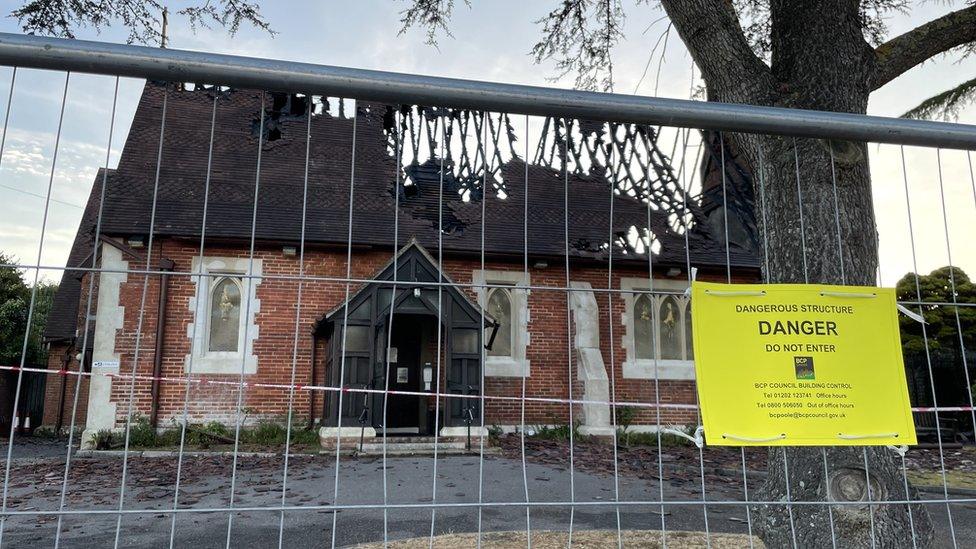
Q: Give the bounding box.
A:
[308,333,317,430]
[54,338,75,434]
[150,258,175,428]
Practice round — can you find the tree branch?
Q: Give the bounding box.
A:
[872,4,976,91]
[11,0,273,45]
[659,0,774,105]
[901,75,976,120]
[530,0,625,91]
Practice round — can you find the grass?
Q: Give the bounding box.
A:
[907,469,976,491]
[524,420,695,448]
[95,415,320,451]
[528,422,585,442]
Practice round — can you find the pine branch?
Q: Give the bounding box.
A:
[901,75,976,120]
[397,0,469,46]
[11,0,273,45]
[530,0,625,92]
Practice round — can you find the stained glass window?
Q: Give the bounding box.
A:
[659,295,682,360]
[487,288,512,357]
[209,277,241,352]
[634,294,654,360]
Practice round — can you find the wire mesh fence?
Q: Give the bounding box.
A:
[0,34,974,548]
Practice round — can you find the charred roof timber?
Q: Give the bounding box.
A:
[62,82,756,275]
[251,93,340,142]
[44,81,759,341]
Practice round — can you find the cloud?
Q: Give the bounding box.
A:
[0,1,973,287]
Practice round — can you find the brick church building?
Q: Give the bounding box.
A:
[42,82,758,445]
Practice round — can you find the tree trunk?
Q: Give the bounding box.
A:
[660,0,934,546]
[739,135,933,548]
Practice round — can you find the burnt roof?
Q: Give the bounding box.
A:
[92,82,756,269]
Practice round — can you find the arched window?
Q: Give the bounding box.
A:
[209,277,242,352]
[659,295,682,360]
[621,278,694,380]
[487,288,512,357]
[634,294,654,360]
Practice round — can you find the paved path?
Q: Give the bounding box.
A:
[0,446,970,547]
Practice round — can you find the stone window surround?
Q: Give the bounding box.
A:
[620,277,694,380]
[186,256,261,375]
[472,269,530,377]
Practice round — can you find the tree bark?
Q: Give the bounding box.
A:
[660,1,935,546]
[872,4,976,91]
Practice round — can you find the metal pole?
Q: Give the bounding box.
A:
[0,33,974,149]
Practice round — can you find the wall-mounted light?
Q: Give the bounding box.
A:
[423,362,433,391]
[533,260,548,269]
[127,236,145,248]
[666,267,682,277]
[282,245,297,257]
[413,287,421,298]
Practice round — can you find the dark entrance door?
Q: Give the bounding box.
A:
[384,314,425,434]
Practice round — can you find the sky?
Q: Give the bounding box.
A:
[0,0,973,286]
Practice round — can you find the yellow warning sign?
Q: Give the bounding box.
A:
[690,282,916,446]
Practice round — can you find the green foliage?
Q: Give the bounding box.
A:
[615,427,696,448]
[92,429,116,450]
[122,417,318,449]
[288,427,320,445]
[242,420,287,444]
[895,266,976,353]
[11,0,273,45]
[487,424,503,443]
[154,420,230,447]
[202,420,230,439]
[528,421,585,441]
[126,414,157,447]
[902,76,976,121]
[615,405,637,447]
[0,256,30,366]
[153,426,181,447]
[0,253,58,366]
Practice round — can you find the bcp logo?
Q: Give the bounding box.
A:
[794,356,815,380]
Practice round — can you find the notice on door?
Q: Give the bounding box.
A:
[691,281,916,447]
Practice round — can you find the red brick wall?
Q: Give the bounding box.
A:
[92,237,757,430]
[42,268,98,430]
[41,344,91,429]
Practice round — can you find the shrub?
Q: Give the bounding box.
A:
[91,429,115,450]
[529,421,584,441]
[288,427,319,446]
[153,421,188,447]
[203,420,230,438]
[243,420,288,444]
[126,415,157,448]
[31,426,59,439]
[615,406,637,447]
[487,424,503,443]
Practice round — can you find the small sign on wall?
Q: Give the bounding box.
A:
[396,367,409,384]
[92,360,120,369]
[388,347,398,363]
